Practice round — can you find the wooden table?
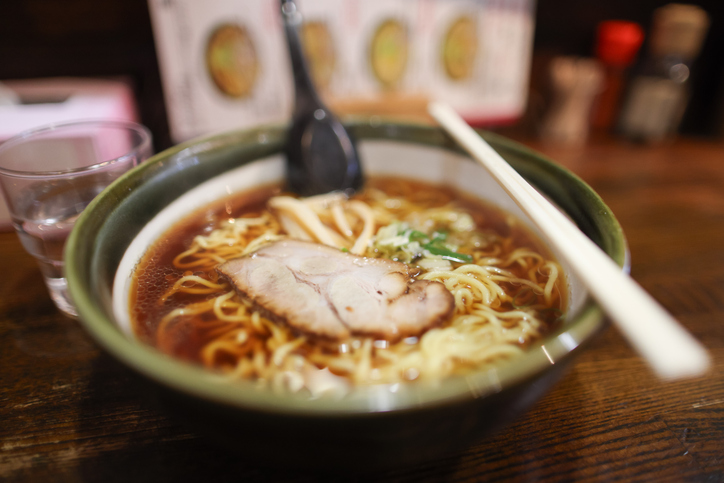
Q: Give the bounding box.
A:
[2,136,723,482]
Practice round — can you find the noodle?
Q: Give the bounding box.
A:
[130,178,566,396]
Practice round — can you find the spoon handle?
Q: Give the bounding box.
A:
[429,101,710,380]
[280,0,320,114]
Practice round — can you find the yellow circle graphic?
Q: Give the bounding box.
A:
[301,21,336,91]
[206,24,259,98]
[442,16,478,80]
[370,19,409,88]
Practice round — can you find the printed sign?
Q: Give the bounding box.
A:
[148,0,535,143]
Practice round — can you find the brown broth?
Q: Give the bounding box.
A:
[130,183,280,351]
[130,177,566,375]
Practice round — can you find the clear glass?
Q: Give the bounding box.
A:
[0,120,152,317]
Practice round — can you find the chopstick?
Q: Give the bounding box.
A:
[429,101,710,380]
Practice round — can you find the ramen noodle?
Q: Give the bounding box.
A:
[130,177,566,397]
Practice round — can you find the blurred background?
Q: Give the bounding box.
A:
[0,0,722,151]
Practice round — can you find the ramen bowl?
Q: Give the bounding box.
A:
[65,121,626,471]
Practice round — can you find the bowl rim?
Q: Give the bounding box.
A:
[65,120,626,415]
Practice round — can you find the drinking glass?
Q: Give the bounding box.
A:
[0,120,152,317]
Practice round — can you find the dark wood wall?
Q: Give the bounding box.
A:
[0,0,171,148]
[1,0,722,150]
[533,0,724,138]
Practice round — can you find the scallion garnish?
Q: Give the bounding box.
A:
[424,244,472,263]
[512,288,536,309]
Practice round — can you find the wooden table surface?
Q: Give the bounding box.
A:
[1,136,723,482]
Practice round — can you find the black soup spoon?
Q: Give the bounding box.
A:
[280,0,364,196]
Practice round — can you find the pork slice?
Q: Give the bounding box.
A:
[216,239,454,340]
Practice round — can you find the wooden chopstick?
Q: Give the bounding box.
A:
[429,101,710,380]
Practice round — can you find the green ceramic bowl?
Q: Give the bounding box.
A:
[65,121,626,470]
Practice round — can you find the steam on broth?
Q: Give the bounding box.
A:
[131,177,566,396]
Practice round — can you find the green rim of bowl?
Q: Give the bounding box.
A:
[65,121,626,416]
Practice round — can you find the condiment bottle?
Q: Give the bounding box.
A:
[591,21,644,132]
[617,3,710,143]
[539,56,603,146]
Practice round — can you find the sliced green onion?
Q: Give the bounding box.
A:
[424,244,473,263]
[431,230,448,242]
[512,288,536,309]
[408,230,428,242]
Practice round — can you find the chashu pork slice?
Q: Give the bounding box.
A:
[216,239,454,340]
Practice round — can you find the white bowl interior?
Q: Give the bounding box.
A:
[113,140,588,338]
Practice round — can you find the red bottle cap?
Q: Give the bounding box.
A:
[595,21,645,67]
